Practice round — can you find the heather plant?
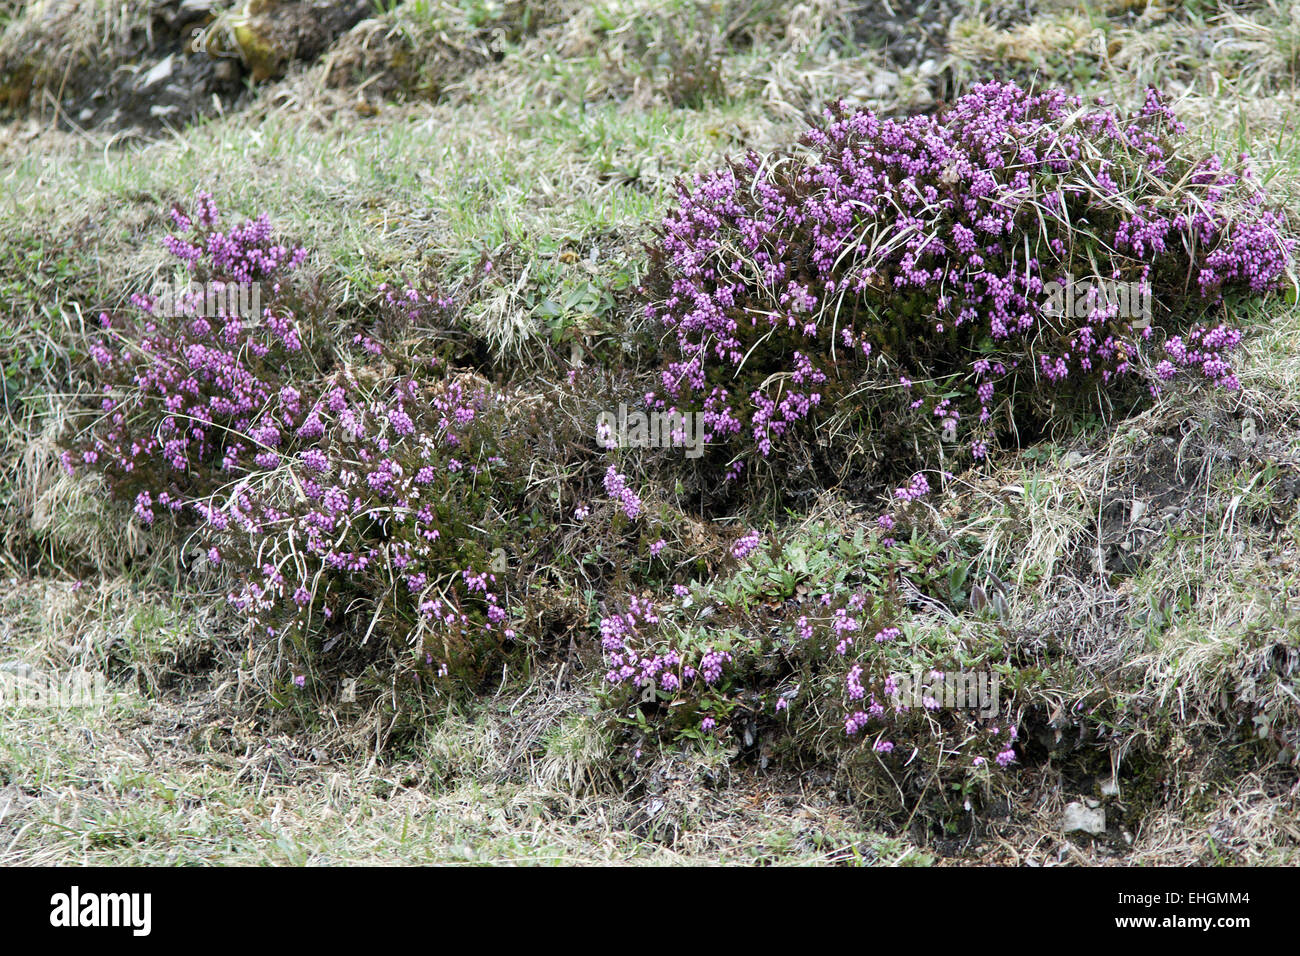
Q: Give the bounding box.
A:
[597,478,1027,809]
[63,193,323,525]
[63,196,528,696]
[205,363,523,691]
[642,81,1296,492]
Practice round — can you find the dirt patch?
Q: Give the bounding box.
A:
[0,0,370,133]
[1,0,236,131]
[846,0,1043,108]
[851,0,968,69]
[1093,407,1300,583]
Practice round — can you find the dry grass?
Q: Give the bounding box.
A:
[0,0,144,113]
[1,0,1299,865]
[949,9,1101,66]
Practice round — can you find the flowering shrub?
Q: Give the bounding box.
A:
[206,366,521,685]
[643,82,1295,484]
[63,193,321,521]
[65,195,524,691]
[598,483,1024,802]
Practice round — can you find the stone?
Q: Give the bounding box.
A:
[140,53,175,90]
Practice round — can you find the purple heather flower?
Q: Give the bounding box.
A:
[731,529,761,559]
[641,82,1291,475]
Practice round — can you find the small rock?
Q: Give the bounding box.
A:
[140,54,175,90]
[1062,801,1106,835]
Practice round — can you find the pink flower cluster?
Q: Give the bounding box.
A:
[65,194,314,517]
[643,82,1294,474]
[598,480,1022,770]
[603,465,643,519]
[212,370,517,676]
[730,528,762,559]
[66,194,519,682]
[600,597,732,694]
